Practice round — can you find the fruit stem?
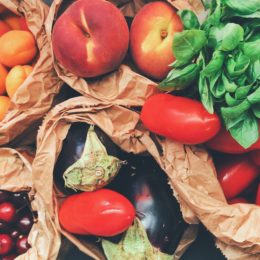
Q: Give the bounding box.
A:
[160,30,168,39]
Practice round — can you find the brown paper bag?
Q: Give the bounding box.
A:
[0,0,63,145]
[0,147,60,260]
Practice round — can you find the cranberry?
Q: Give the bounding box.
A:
[10,229,21,240]
[16,213,34,235]
[0,221,11,233]
[0,203,16,223]
[0,234,13,255]
[16,236,30,255]
[2,253,17,260]
[11,193,29,208]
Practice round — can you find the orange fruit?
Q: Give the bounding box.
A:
[6,65,33,98]
[0,20,10,36]
[0,64,8,95]
[0,4,7,14]
[0,96,10,121]
[2,11,21,30]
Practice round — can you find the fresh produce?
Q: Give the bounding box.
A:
[130,1,183,80]
[256,184,260,206]
[207,127,260,153]
[0,4,7,14]
[58,189,135,236]
[6,65,33,98]
[0,96,10,120]
[228,197,249,204]
[54,123,121,194]
[2,12,23,30]
[159,1,260,149]
[0,63,8,95]
[0,20,10,36]
[217,155,259,199]
[108,154,187,254]
[52,0,129,78]
[0,190,35,257]
[141,93,221,144]
[250,150,260,166]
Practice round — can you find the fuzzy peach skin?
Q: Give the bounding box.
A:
[0,30,37,67]
[2,12,21,30]
[6,65,33,98]
[52,0,129,78]
[0,64,8,95]
[130,1,183,80]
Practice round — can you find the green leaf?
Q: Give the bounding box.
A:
[235,86,252,99]
[247,60,260,83]
[226,53,250,77]
[178,10,200,29]
[243,39,260,61]
[222,73,237,92]
[223,0,260,15]
[247,87,260,105]
[202,0,222,31]
[252,104,260,118]
[159,64,199,91]
[199,74,214,113]
[102,219,174,260]
[202,50,225,77]
[172,30,207,67]
[225,93,241,106]
[209,71,226,98]
[228,112,259,148]
[202,0,217,11]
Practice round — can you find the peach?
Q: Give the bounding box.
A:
[6,65,33,98]
[52,0,129,78]
[130,2,183,80]
[0,30,37,67]
[0,64,8,95]
[2,12,21,30]
[19,17,30,31]
[0,96,10,121]
[0,20,10,36]
[0,4,7,14]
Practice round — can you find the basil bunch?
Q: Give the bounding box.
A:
[159,0,260,148]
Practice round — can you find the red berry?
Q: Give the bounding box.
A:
[2,253,17,260]
[0,203,16,223]
[16,214,33,234]
[16,236,30,255]
[0,234,13,255]
[0,191,10,203]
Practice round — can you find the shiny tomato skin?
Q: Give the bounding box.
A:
[217,155,259,199]
[59,189,135,237]
[228,197,249,204]
[206,127,260,154]
[250,150,260,166]
[140,94,221,144]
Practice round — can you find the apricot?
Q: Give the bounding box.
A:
[0,20,10,36]
[6,65,33,98]
[0,96,10,121]
[2,12,21,30]
[0,30,37,67]
[0,64,8,95]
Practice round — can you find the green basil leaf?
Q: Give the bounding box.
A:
[238,11,260,18]
[223,0,260,15]
[226,53,250,77]
[202,0,217,11]
[199,74,214,113]
[209,71,226,98]
[235,86,252,99]
[178,10,200,29]
[252,104,260,118]
[159,64,199,91]
[243,39,260,61]
[202,1,222,31]
[228,112,259,148]
[247,87,260,105]
[202,50,225,77]
[172,30,207,67]
[222,73,237,92]
[221,99,251,120]
[225,93,241,106]
[247,60,260,83]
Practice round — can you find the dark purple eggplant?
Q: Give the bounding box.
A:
[54,123,121,194]
[107,154,187,255]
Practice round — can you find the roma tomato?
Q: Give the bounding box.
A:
[206,127,260,154]
[59,189,135,237]
[250,150,260,166]
[256,183,260,206]
[217,155,259,199]
[141,94,221,144]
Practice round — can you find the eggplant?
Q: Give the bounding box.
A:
[54,123,122,195]
[107,153,187,255]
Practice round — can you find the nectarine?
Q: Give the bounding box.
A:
[6,65,33,98]
[0,96,10,121]
[0,30,37,67]
[130,2,183,80]
[0,20,10,36]
[52,0,129,78]
[0,64,8,95]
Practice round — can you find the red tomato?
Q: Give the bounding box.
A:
[140,94,221,144]
[217,155,259,199]
[256,183,260,206]
[59,189,135,237]
[228,197,249,205]
[207,127,260,154]
[250,150,260,166]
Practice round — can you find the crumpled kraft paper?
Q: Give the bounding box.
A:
[0,0,63,145]
[0,148,60,260]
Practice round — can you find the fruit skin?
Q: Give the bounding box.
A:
[16,213,33,234]
[16,236,30,254]
[228,197,249,204]
[217,155,259,200]
[0,64,8,95]
[0,234,13,255]
[0,202,16,223]
[0,30,37,67]
[141,93,221,144]
[19,17,30,32]
[52,0,129,78]
[59,189,135,236]
[0,96,10,121]
[206,127,260,153]
[0,4,7,14]
[0,190,10,204]
[2,254,17,260]
[0,20,10,36]
[256,184,260,206]
[130,2,183,80]
[6,65,33,98]
[2,12,21,30]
